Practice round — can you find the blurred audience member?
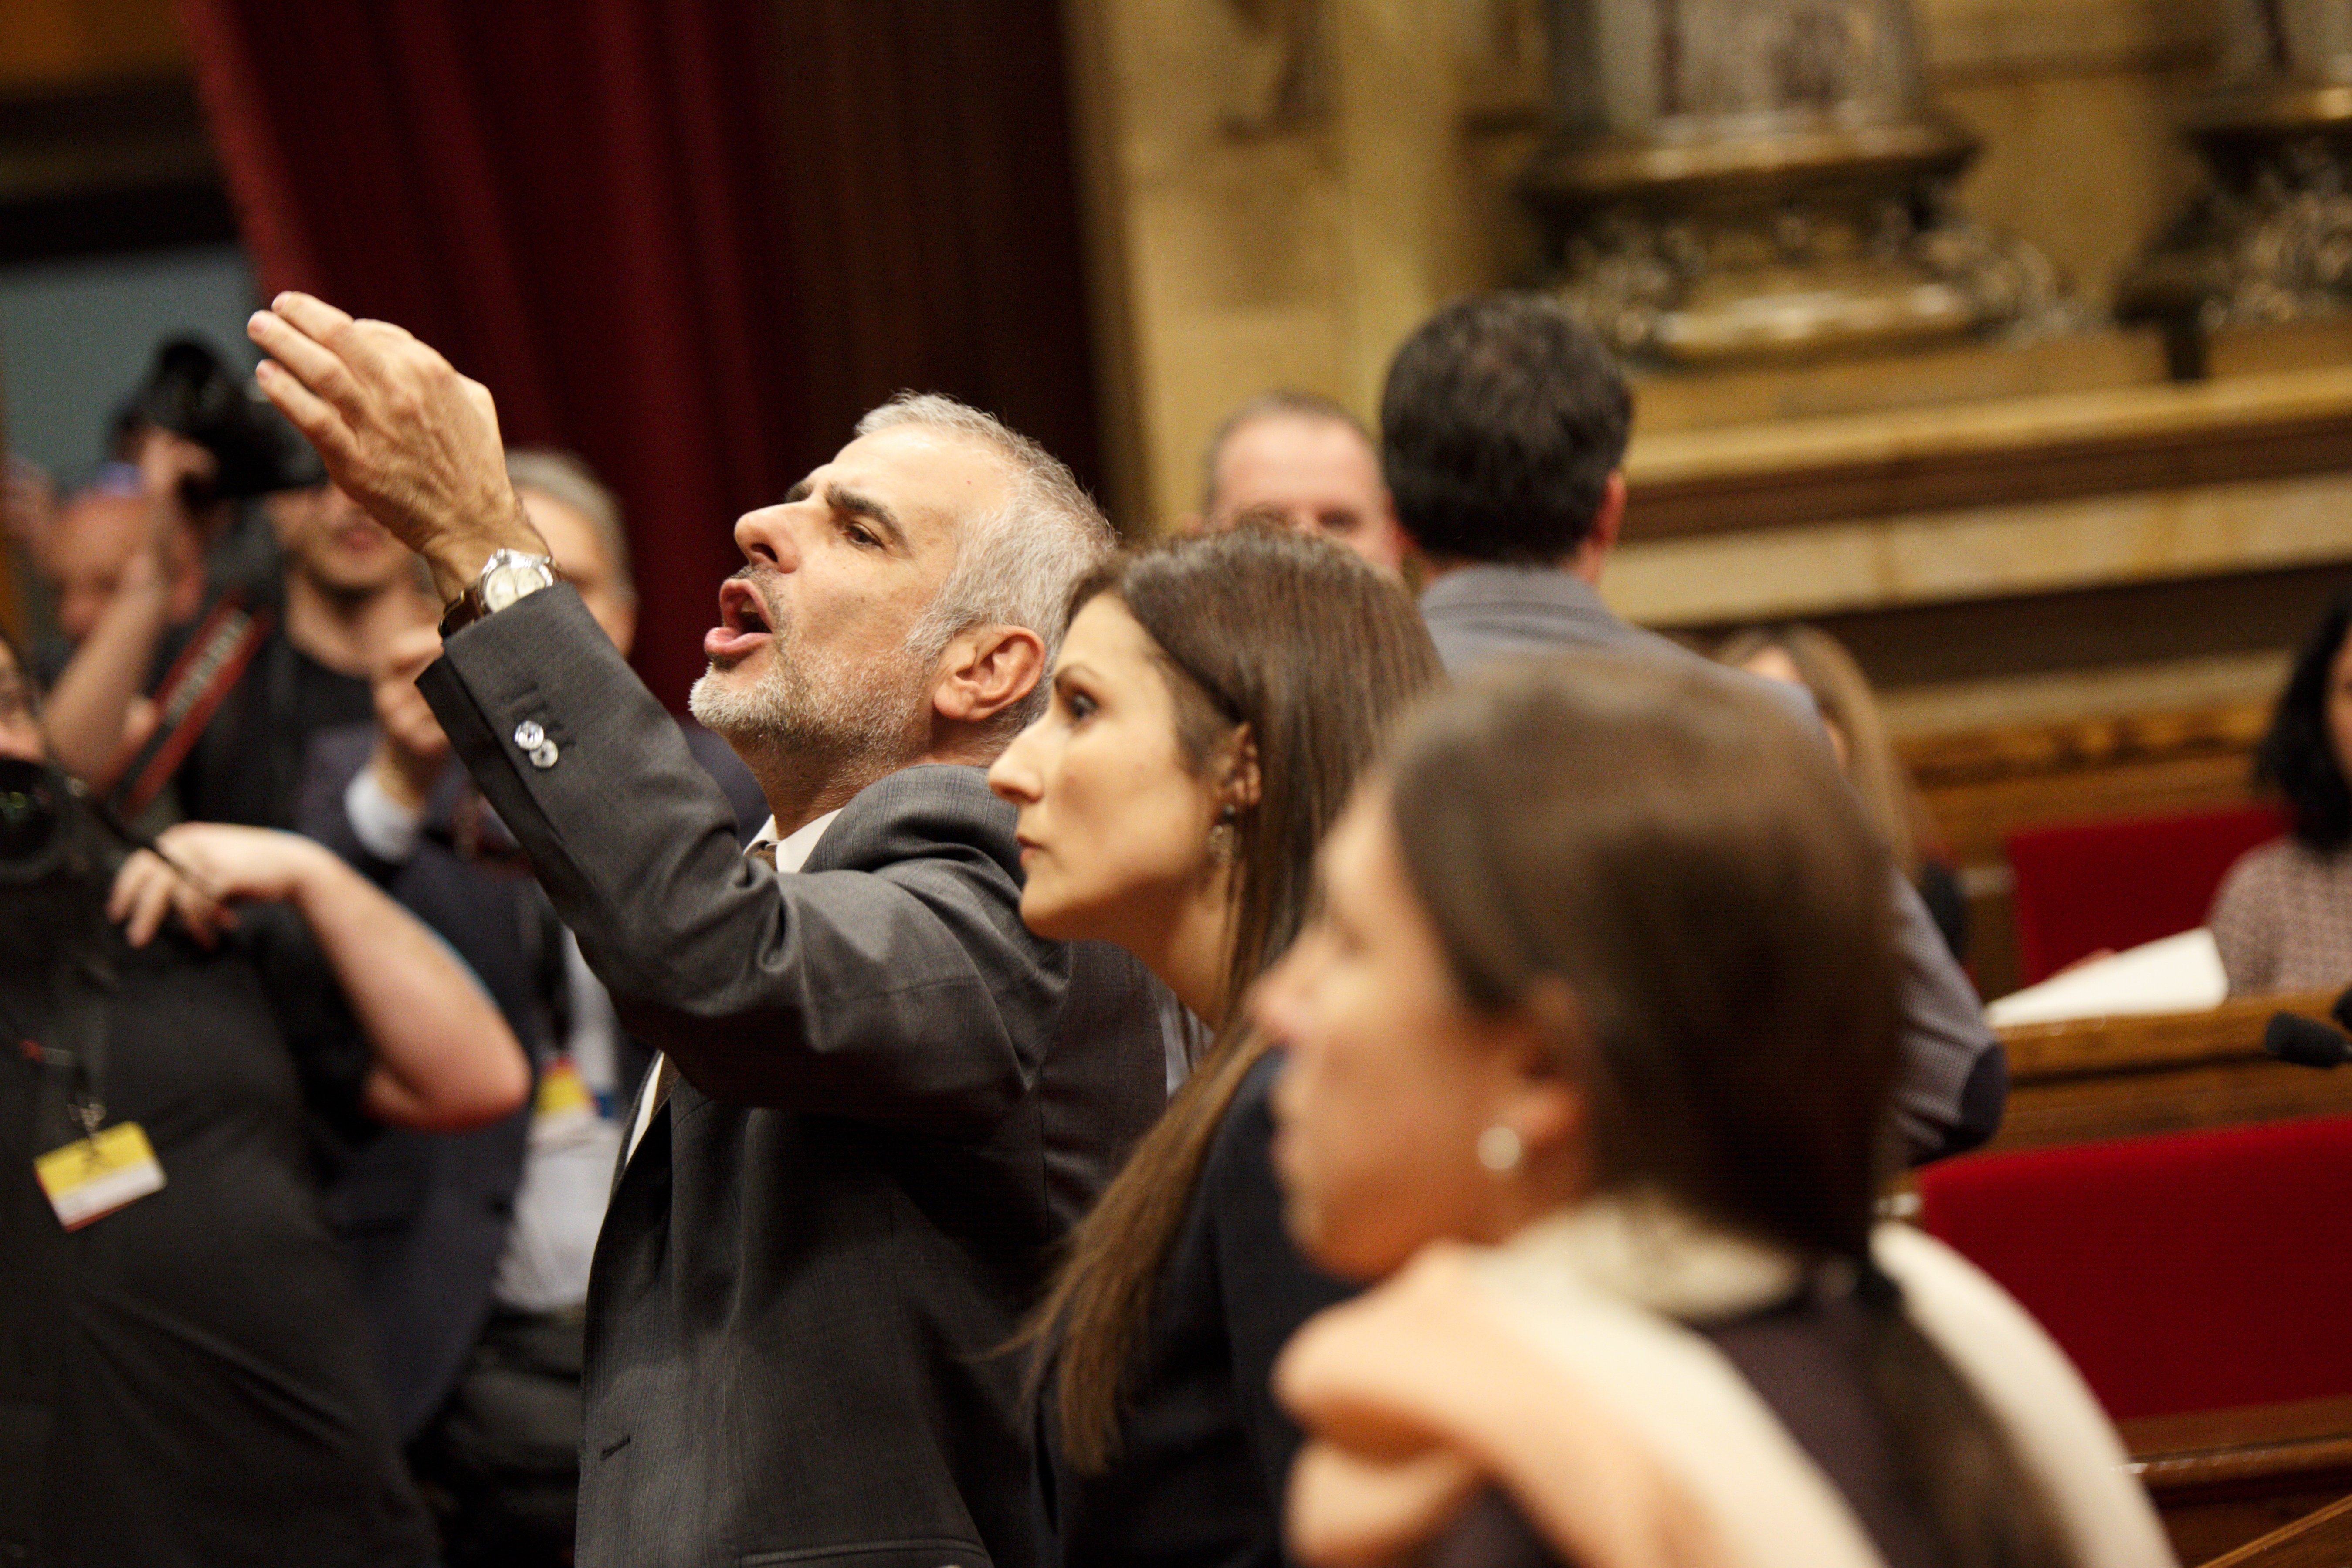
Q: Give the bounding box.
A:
[0,626,525,1568]
[1383,292,2000,1164]
[296,450,761,1567]
[987,527,1440,1565]
[32,465,206,661]
[1192,391,1411,572]
[1260,655,2172,1568]
[44,474,428,828]
[1719,623,1966,961]
[2211,592,2352,995]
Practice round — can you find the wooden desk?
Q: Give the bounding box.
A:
[2200,1491,2352,1568]
[1991,992,2352,1153]
[2124,1398,2352,1564]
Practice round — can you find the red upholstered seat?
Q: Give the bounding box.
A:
[1916,1115,2352,1419]
[2006,804,2287,984]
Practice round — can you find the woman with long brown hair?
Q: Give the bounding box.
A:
[986,522,1441,1566]
[1258,653,2171,1568]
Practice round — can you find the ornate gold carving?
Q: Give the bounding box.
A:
[1523,0,2066,364]
[2121,0,2352,333]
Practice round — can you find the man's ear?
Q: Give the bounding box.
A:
[932,624,1047,729]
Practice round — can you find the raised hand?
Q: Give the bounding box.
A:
[247,292,544,599]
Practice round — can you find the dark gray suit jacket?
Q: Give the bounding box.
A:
[292,718,767,1437]
[1420,566,2005,1162]
[417,587,1168,1568]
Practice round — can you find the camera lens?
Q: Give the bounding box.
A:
[0,756,63,874]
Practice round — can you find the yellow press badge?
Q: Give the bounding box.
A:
[36,1121,165,1231]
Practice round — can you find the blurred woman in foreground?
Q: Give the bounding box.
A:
[1259,654,2171,1568]
[987,524,1441,1565]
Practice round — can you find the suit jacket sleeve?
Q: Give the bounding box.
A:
[416,586,1054,1136]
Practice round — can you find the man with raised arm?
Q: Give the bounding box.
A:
[247,293,1168,1568]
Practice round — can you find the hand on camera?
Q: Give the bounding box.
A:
[108,823,332,948]
[247,293,544,599]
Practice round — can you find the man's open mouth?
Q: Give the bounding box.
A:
[705,578,775,660]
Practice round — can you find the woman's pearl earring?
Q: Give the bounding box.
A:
[1477,1125,1523,1173]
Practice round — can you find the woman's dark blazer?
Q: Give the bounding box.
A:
[1051,1050,1357,1568]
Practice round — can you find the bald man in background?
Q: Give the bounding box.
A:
[37,472,206,651]
[1190,391,1410,573]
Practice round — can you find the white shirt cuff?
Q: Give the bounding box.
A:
[345,764,427,863]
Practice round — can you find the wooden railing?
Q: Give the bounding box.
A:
[2123,1400,2352,1565]
[1989,992,2352,1153]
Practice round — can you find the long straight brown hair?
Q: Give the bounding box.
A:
[1032,522,1441,1472]
[1385,653,2074,1568]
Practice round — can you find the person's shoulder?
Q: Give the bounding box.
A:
[813,763,1019,879]
[2216,833,2306,901]
[1203,1049,1288,1188]
[302,719,380,788]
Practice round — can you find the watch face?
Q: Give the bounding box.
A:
[481,559,551,612]
[482,565,530,612]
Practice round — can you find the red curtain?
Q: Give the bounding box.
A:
[176,0,1102,710]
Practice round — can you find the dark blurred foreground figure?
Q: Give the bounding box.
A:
[2211,591,2352,995]
[1258,655,2176,1568]
[246,291,1167,1568]
[1384,293,2002,1162]
[0,630,528,1568]
[1718,623,1967,962]
[986,527,1442,1565]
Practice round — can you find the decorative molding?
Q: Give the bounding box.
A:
[1623,362,2352,540]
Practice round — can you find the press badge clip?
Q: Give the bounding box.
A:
[36,1120,165,1231]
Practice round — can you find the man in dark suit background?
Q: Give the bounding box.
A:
[247,292,1168,1568]
[297,450,767,1565]
[1385,292,2007,1164]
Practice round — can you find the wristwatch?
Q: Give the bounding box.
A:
[440,548,562,638]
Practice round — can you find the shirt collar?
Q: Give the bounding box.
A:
[752,808,845,874]
[1418,562,1612,621]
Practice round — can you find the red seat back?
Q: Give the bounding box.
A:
[2006,804,2285,984]
[1917,1116,2352,1419]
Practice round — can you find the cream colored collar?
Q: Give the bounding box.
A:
[1480,1191,1807,1323]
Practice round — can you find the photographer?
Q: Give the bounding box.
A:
[0,627,529,1566]
[39,337,419,833]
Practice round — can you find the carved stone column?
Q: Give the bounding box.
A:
[1522,0,2058,364]
[2120,0,2352,335]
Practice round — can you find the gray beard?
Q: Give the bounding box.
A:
[688,634,927,783]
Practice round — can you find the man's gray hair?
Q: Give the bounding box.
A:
[1199,389,1374,516]
[855,393,1117,739]
[506,448,635,604]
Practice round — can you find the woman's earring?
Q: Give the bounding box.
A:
[1208,804,1239,867]
[1476,1125,1523,1174]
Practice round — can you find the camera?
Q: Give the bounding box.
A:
[0,758,118,981]
[128,337,325,506]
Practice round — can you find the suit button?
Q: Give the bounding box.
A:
[514,719,546,750]
[529,740,561,769]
